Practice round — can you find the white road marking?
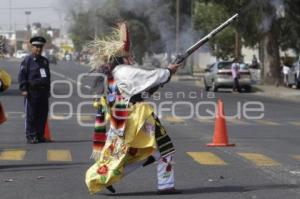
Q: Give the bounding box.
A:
[50,70,91,90]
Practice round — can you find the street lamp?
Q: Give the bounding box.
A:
[25,11,31,50]
[25,11,31,30]
[9,0,12,37]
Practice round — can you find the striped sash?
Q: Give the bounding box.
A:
[153,114,175,157]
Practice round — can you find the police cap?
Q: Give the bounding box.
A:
[30,36,46,46]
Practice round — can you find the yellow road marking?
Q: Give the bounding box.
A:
[79,115,94,121]
[0,149,26,160]
[255,120,280,126]
[238,153,280,166]
[47,150,72,161]
[187,152,226,165]
[289,121,300,127]
[163,116,185,123]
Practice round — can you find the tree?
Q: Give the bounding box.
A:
[69,10,95,52]
[0,35,7,57]
[91,0,153,63]
[280,0,300,55]
[67,0,164,63]
[192,0,300,84]
[193,2,235,59]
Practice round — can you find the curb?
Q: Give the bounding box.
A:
[252,85,300,102]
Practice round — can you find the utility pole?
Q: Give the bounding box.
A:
[175,0,180,53]
[235,30,241,60]
[25,11,31,50]
[9,0,12,38]
[25,11,31,30]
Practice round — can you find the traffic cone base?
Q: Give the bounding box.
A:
[206,99,235,147]
[44,121,53,142]
[206,143,235,147]
[0,102,7,124]
[0,116,6,124]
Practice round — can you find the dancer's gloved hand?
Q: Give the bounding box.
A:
[167,63,182,75]
[21,91,28,97]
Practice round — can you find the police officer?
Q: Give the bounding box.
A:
[18,36,51,144]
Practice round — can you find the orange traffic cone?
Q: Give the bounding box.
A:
[207,99,235,147]
[44,121,53,142]
[0,102,7,125]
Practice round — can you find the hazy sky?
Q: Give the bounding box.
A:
[0,0,65,31]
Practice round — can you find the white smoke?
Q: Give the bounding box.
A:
[271,0,285,18]
[120,0,176,53]
[260,0,285,32]
[63,0,199,54]
[241,0,285,33]
[122,0,201,53]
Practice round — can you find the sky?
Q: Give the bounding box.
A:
[0,0,65,32]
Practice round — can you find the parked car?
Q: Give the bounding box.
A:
[64,53,72,61]
[204,61,252,92]
[47,54,57,64]
[286,61,300,89]
[14,50,28,59]
[294,61,300,89]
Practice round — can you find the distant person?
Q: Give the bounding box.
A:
[251,55,259,69]
[18,36,51,144]
[231,58,241,92]
[282,64,290,86]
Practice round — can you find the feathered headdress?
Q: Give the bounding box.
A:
[88,22,131,69]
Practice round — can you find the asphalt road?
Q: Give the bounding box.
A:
[1,58,300,199]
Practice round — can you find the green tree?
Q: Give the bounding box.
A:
[193,2,235,59]
[69,10,95,51]
[280,0,300,55]
[68,0,160,63]
[192,0,292,84]
[92,0,149,63]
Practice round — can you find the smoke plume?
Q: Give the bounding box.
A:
[63,0,199,54]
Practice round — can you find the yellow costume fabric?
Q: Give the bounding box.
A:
[0,69,12,92]
[85,102,157,194]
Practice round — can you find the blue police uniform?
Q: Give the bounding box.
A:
[18,36,51,143]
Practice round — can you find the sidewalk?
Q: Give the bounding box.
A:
[171,74,203,87]
[172,74,300,102]
[253,84,300,102]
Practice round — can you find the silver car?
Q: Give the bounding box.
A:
[204,61,252,92]
[286,61,300,89]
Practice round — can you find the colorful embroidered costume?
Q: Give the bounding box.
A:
[85,22,179,194]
